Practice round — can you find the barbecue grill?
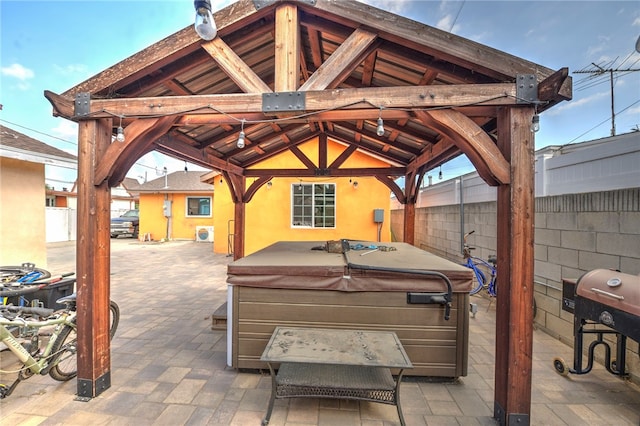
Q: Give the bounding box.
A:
[554,269,640,377]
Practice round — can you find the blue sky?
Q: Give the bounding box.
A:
[1,0,639,188]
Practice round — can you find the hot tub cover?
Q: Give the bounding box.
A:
[227,241,473,292]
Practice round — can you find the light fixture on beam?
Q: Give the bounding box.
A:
[237,119,246,149]
[194,0,217,41]
[116,116,125,142]
[530,114,540,133]
[376,107,385,137]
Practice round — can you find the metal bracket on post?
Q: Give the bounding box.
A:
[74,92,91,117]
[253,0,315,10]
[262,92,306,114]
[516,74,538,104]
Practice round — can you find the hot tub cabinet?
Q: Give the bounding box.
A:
[226,241,473,378]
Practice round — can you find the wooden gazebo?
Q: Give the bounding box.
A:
[45,1,571,423]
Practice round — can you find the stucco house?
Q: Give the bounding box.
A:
[137,170,214,241]
[0,124,77,266]
[210,136,393,256]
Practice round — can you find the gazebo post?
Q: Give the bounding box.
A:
[494,106,536,424]
[75,118,112,399]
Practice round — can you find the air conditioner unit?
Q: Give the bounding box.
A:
[195,226,214,242]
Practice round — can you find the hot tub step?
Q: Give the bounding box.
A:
[211,302,227,330]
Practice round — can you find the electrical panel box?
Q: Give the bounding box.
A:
[163,200,172,217]
[373,209,384,223]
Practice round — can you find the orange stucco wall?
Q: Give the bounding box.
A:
[213,138,392,256]
[139,192,214,241]
[0,158,47,267]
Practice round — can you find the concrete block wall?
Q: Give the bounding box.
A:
[391,187,640,382]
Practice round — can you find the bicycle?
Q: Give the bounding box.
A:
[0,293,120,398]
[1,263,51,284]
[463,231,497,297]
[463,231,538,319]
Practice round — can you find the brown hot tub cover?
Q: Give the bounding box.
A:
[227,241,473,293]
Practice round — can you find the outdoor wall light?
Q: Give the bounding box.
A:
[531,114,540,133]
[194,0,217,41]
[237,119,246,148]
[353,180,359,189]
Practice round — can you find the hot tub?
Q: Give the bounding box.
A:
[226,241,473,378]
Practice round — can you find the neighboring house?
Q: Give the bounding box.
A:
[110,177,140,217]
[209,136,393,256]
[0,124,77,266]
[137,171,214,241]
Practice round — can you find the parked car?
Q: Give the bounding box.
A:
[110,209,139,238]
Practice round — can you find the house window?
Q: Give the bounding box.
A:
[186,196,212,217]
[292,183,335,228]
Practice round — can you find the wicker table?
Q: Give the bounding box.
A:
[260,327,413,425]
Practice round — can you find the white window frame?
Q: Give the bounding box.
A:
[291,183,336,229]
[185,196,212,217]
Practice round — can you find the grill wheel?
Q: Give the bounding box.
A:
[553,357,569,376]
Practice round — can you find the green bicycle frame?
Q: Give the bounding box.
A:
[0,312,74,375]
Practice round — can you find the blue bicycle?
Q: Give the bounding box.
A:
[463,231,497,297]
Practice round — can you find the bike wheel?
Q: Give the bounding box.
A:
[48,322,78,381]
[0,265,51,283]
[110,300,120,339]
[469,265,486,295]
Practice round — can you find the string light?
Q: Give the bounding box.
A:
[194,0,217,40]
[376,107,385,137]
[116,116,125,142]
[531,114,540,133]
[237,119,246,149]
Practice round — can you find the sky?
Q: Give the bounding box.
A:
[1,0,639,189]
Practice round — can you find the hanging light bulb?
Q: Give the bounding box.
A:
[184,161,188,173]
[438,166,443,180]
[116,116,125,142]
[376,107,385,137]
[194,0,217,41]
[530,114,540,133]
[116,126,125,143]
[237,119,246,149]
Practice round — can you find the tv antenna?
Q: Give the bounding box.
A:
[574,59,640,136]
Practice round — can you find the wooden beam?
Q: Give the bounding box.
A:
[415,109,510,185]
[375,174,405,203]
[201,37,272,94]
[45,84,517,120]
[538,67,572,103]
[289,144,317,169]
[274,3,300,92]
[494,106,535,424]
[299,27,378,91]
[94,116,176,186]
[59,0,261,97]
[244,167,405,178]
[311,0,558,82]
[76,118,112,399]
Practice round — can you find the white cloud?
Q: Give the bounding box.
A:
[547,91,609,115]
[53,64,88,76]
[633,17,640,26]
[1,63,34,81]
[360,0,411,15]
[51,120,78,141]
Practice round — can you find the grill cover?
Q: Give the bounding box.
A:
[576,269,640,317]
